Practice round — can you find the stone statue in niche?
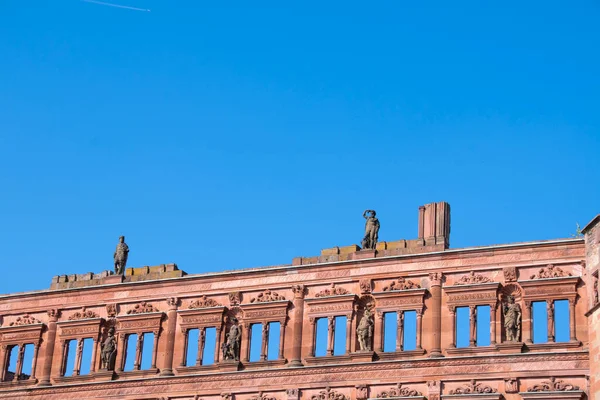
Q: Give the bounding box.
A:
[503,296,521,342]
[100,327,117,370]
[114,235,129,275]
[356,308,374,351]
[361,210,380,250]
[222,318,241,361]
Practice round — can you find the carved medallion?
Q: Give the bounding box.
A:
[106,303,117,318]
[504,378,518,393]
[229,292,241,306]
[359,279,372,294]
[503,267,517,282]
[355,385,368,400]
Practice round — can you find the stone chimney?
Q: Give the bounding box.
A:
[418,201,451,249]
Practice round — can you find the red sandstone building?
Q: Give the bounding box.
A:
[0,202,599,400]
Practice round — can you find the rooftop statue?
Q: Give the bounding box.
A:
[114,235,129,275]
[361,210,380,250]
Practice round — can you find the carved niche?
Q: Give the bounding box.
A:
[376,383,423,397]
[310,387,348,400]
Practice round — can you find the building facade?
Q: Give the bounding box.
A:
[0,202,598,400]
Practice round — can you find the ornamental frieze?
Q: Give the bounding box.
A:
[530,264,572,280]
[189,295,221,309]
[9,314,41,326]
[126,301,159,314]
[449,380,497,394]
[308,303,354,314]
[454,271,493,285]
[243,309,287,320]
[376,383,422,397]
[0,329,42,343]
[59,324,102,337]
[314,283,350,297]
[447,292,498,303]
[382,277,421,291]
[311,387,348,400]
[181,314,223,325]
[526,377,580,392]
[68,307,100,320]
[250,289,286,303]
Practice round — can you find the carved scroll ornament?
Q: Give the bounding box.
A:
[526,377,580,392]
[189,295,221,309]
[382,277,421,291]
[530,264,572,279]
[377,383,422,397]
[68,307,100,320]
[250,392,278,400]
[315,284,349,297]
[310,387,348,400]
[250,289,286,303]
[9,314,41,326]
[454,271,493,285]
[126,301,159,314]
[449,380,497,394]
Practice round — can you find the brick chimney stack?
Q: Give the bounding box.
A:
[418,202,451,249]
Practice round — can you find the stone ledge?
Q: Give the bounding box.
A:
[0,378,36,389]
[526,341,582,352]
[174,364,219,374]
[52,374,96,384]
[376,348,427,360]
[115,368,158,379]
[303,354,352,365]
[441,395,501,400]
[367,397,426,400]
[519,391,585,400]
[242,358,287,370]
[446,345,498,356]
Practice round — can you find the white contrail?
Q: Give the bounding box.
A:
[81,0,150,12]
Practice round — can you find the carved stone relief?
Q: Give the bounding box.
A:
[355,385,368,400]
[504,378,518,393]
[526,377,580,392]
[126,301,159,314]
[376,383,422,397]
[310,387,348,400]
[454,271,493,285]
[503,266,517,282]
[189,295,221,309]
[449,380,497,394]
[229,292,241,306]
[530,264,572,279]
[9,314,41,326]
[359,279,372,294]
[315,283,350,297]
[68,307,100,321]
[382,277,421,291]
[250,289,286,303]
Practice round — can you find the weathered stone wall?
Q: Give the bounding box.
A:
[583,215,600,399]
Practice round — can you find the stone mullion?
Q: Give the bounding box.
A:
[448,306,456,348]
[396,310,404,351]
[278,321,286,359]
[308,318,316,357]
[547,301,555,342]
[151,330,159,369]
[326,316,334,356]
[196,327,205,366]
[116,334,127,372]
[374,312,384,353]
[490,303,497,345]
[469,305,477,347]
[260,323,268,361]
[14,344,24,381]
[29,342,40,381]
[415,309,423,350]
[180,328,189,367]
[60,340,69,376]
[345,314,352,354]
[569,299,577,341]
[243,323,251,362]
[214,326,222,363]
[524,301,533,344]
[0,345,8,381]
[134,333,144,371]
[90,338,98,373]
[74,338,83,376]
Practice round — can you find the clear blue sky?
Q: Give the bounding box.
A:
[1,1,599,295]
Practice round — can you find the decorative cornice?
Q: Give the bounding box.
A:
[315,284,349,297]
[9,314,41,326]
[454,271,493,285]
[530,264,573,280]
[449,380,497,394]
[68,308,100,320]
[250,289,286,303]
[382,277,421,291]
[377,383,422,397]
[526,377,580,392]
[189,295,221,309]
[126,301,159,315]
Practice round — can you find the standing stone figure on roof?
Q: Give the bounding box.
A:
[222,318,241,361]
[356,308,374,351]
[100,327,117,370]
[503,296,521,342]
[361,210,380,250]
[114,236,129,275]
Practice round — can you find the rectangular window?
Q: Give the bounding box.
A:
[476,305,491,346]
[554,299,570,342]
[249,323,263,362]
[403,310,417,351]
[456,307,470,348]
[532,301,548,343]
[333,316,346,355]
[267,322,281,360]
[383,312,397,352]
[80,338,94,375]
[123,334,137,371]
[5,345,18,380]
[64,340,77,376]
[314,318,328,357]
[185,329,199,367]
[141,332,154,369]
[20,344,34,379]
[202,327,216,365]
